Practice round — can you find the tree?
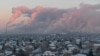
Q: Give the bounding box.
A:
[16,49,26,56]
[63,52,71,56]
[87,49,94,56]
[72,49,80,55]
[95,47,100,56]
[78,41,82,49]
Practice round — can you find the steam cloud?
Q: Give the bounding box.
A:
[9,3,100,34]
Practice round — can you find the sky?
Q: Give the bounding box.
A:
[0,0,100,33]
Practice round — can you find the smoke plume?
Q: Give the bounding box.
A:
[9,3,100,34]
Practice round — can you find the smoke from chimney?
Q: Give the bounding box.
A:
[9,3,100,33]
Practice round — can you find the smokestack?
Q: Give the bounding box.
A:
[5,23,8,34]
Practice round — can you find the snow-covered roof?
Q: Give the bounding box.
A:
[73,54,86,56]
[67,44,73,47]
[49,42,56,50]
[25,45,33,48]
[33,48,41,53]
[11,55,16,56]
[76,39,81,44]
[93,44,100,46]
[42,51,55,55]
[49,42,55,47]
[62,49,72,54]
[5,50,12,55]
[0,45,3,49]
[34,54,41,56]
[68,46,76,52]
[65,41,71,44]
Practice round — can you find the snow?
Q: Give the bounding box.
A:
[67,44,73,47]
[65,41,71,44]
[42,51,55,56]
[0,45,3,49]
[34,54,41,56]
[93,44,100,46]
[5,50,12,55]
[49,42,56,49]
[73,54,86,56]
[76,39,81,44]
[33,48,41,53]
